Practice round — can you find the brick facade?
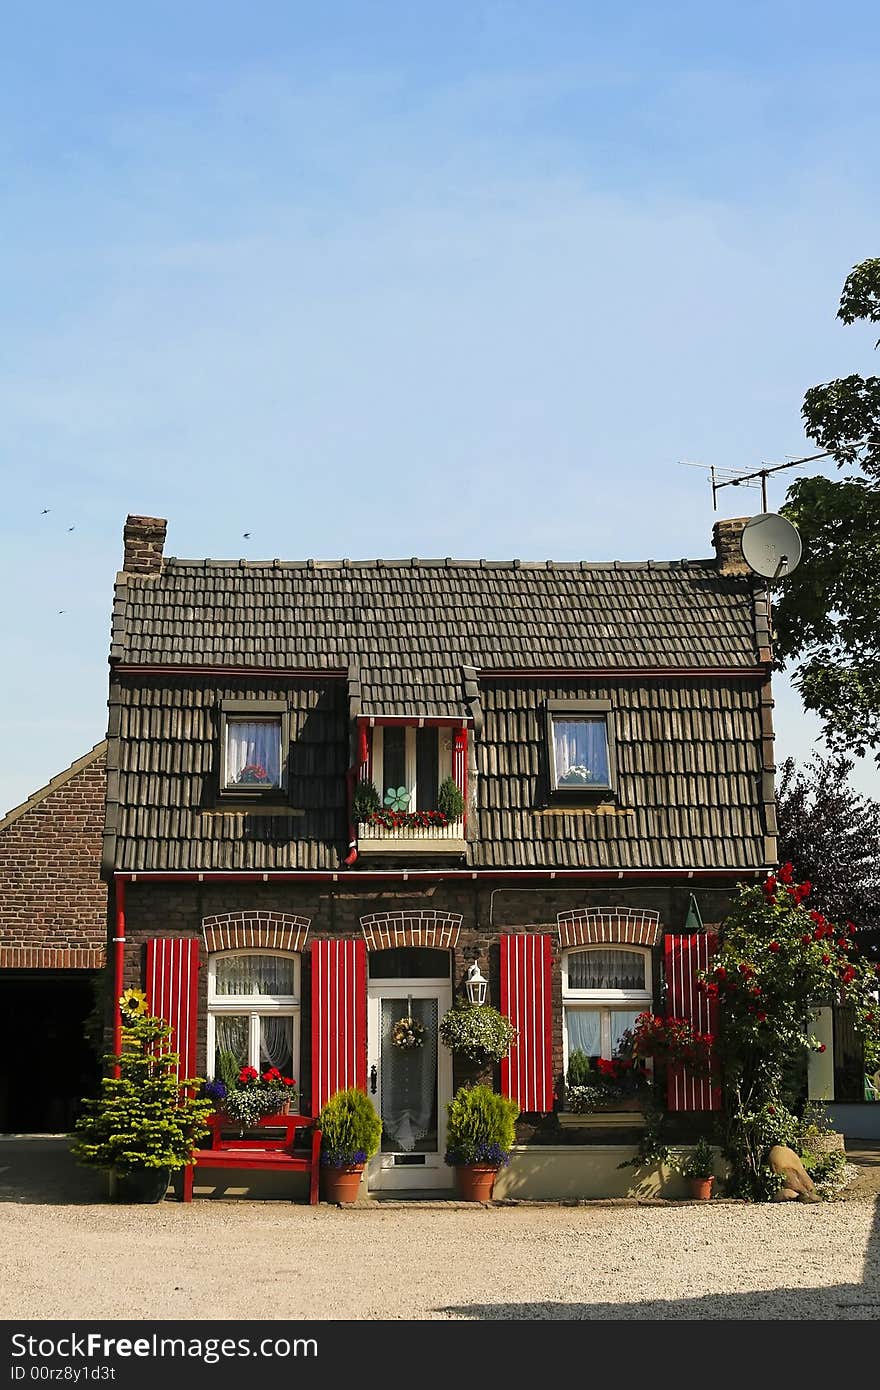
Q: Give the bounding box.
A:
[0,744,108,966]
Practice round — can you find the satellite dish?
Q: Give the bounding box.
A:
[740,513,802,580]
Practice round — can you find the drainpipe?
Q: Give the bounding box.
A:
[343,766,358,867]
[112,877,126,1077]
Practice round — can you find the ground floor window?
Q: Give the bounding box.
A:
[207,951,300,1078]
[561,946,652,1068]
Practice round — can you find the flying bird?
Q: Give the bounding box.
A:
[242,532,252,539]
[67,526,75,532]
[40,508,50,515]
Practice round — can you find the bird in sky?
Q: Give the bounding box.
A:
[67,526,75,532]
[40,508,50,514]
[243,532,252,539]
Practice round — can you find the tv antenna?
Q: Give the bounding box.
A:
[679,450,834,511]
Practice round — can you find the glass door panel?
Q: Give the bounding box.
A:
[379,997,438,1153]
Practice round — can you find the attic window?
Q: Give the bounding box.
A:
[546,699,615,795]
[219,700,290,798]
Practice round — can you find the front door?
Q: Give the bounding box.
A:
[367,976,454,1190]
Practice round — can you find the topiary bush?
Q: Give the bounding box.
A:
[437,776,465,821]
[318,1087,382,1167]
[352,779,381,821]
[444,1085,519,1167]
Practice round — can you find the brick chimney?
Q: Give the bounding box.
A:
[712,517,751,576]
[123,515,167,575]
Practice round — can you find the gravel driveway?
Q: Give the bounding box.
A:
[1,1197,878,1320]
[1,1140,878,1320]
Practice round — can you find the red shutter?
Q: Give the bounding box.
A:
[145,937,200,1082]
[452,728,467,825]
[311,938,367,1112]
[665,932,721,1111]
[358,724,370,782]
[500,933,554,1112]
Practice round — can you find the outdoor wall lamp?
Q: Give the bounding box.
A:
[465,961,488,1006]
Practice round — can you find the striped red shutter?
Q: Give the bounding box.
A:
[664,932,721,1112]
[358,724,370,781]
[452,728,467,795]
[311,938,367,1112]
[499,933,554,1112]
[144,937,200,1082]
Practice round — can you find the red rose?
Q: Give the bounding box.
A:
[841,966,856,984]
[848,923,858,936]
[822,954,830,965]
[818,1044,826,1053]
[801,935,812,946]
[799,881,811,898]
[763,875,777,897]
[715,966,727,980]
[779,862,794,884]
[757,1011,767,1022]
[769,942,780,953]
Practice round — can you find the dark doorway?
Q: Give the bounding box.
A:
[0,972,102,1132]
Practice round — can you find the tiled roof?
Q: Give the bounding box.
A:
[112,558,762,715]
[106,551,771,874]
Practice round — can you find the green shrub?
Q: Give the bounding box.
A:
[318,1087,382,1167]
[352,779,381,821]
[566,1049,592,1087]
[438,1004,517,1063]
[217,1049,241,1093]
[679,1136,715,1180]
[444,1085,519,1167]
[437,777,465,821]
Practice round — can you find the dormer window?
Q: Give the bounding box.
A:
[219,699,290,799]
[546,699,615,795]
[372,725,447,812]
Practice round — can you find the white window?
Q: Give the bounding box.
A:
[207,951,300,1079]
[372,726,453,813]
[225,719,282,789]
[546,699,615,794]
[562,947,652,1067]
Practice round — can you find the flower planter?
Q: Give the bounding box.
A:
[687,1176,714,1200]
[454,1165,500,1202]
[322,1163,365,1204]
[112,1166,171,1204]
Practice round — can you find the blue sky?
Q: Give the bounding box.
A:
[2,1,879,814]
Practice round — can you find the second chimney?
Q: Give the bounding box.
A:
[712,517,751,576]
[123,515,167,575]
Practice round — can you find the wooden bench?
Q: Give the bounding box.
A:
[181,1113,321,1204]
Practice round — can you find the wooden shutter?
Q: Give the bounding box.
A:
[665,932,721,1112]
[311,938,367,1112]
[145,937,200,1082]
[500,933,554,1112]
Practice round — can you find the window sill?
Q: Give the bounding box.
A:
[557,1111,648,1130]
[357,837,467,857]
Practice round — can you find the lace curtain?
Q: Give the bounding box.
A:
[259,1016,294,1074]
[379,997,438,1152]
[226,720,281,786]
[566,1007,643,1060]
[213,954,296,997]
[215,1015,248,1068]
[552,718,609,786]
[567,949,646,991]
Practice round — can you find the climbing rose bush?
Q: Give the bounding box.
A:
[703,865,880,1198]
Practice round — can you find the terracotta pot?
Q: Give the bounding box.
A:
[322,1164,365,1204]
[455,1165,499,1202]
[687,1176,714,1200]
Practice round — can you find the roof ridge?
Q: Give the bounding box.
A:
[158,556,719,570]
[0,740,107,833]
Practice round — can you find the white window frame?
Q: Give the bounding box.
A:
[561,946,652,1070]
[372,726,452,812]
[207,950,301,1076]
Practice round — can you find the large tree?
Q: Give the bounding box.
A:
[774,259,880,760]
[775,754,880,943]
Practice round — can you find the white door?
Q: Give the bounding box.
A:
[367,979,454,1190]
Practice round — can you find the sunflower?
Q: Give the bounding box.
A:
[119,988,148,1017]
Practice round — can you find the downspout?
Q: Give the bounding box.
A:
[112,877,126,1077]
[343,765,358,866]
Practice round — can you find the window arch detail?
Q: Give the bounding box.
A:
[202,911,310,954]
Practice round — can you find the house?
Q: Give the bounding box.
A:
[103,513,777,1196]
[0,743,106,1131]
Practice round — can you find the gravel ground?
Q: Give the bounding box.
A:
[1,1140,878,1320]
[0,1196,878,1321]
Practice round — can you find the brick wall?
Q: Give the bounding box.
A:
[0,747,108,968]
[120,877,738,1121]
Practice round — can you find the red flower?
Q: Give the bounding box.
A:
[818,1044,826,1053]
[714,966,727,980]
[756,1011,767,1022]
[841,966,856,985]
[822,954,831,965]
[262,1067,282,1082]
[282,1076,296,1087]
[837,939,850,951]
[738,963,753,978]
[238,1066,258,1084]
[768,941,780,953]
[799,881,811,898]
[848,923,858,936]
[779,862,794,885]
[596,1058,620,1078]
[801,935,812,946]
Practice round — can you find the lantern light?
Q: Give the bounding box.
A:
[465,961,488,1006]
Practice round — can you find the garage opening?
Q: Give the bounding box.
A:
[0,972,102,1132]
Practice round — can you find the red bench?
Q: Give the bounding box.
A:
[181,1113,321,1204]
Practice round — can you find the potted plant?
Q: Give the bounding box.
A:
[70,990,214,1203]
[205,1065,298,1127]
[678,1136,716,1199]
[318,1087,382,1203]
[437,776,465,822]
[563,1047,650,1115]
[352,778,381,823]
[444,1084,519,1201]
